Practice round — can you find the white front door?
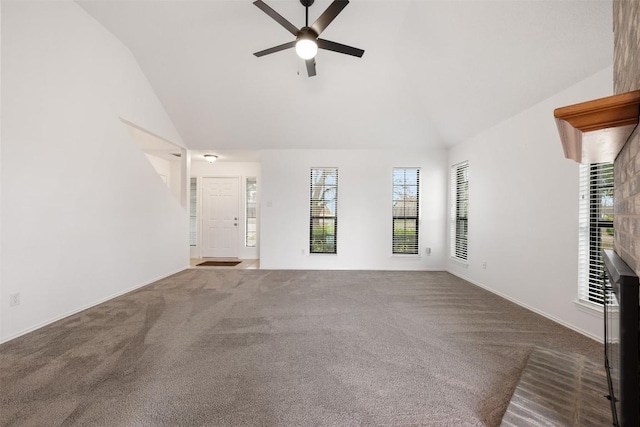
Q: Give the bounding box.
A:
[201,177,240,258]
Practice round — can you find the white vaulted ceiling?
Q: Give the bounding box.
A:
[76,0,613,152]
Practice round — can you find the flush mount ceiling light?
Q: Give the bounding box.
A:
[253,0,364,77]
[204,154,218,163]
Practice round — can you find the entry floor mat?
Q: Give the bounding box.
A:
[196,260,242,267]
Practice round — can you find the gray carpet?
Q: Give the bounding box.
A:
[0,270,603,426]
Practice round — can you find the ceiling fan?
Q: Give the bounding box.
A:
[253,0,365,77]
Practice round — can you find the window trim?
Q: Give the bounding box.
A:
[309,167,338,255]
[189,177,197,247]
[245,177,257,248]
[392,167,420,255]
[578,162,614,306]
[450,161,469,263]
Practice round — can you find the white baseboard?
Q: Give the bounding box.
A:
[447,270,602,343]
[0,266,189,344]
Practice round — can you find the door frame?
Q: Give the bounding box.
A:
[190,173,259,261]
[199,176,241,258]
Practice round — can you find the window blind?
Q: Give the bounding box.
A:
[450,162,469,261]
[392,168,420,254]
[310,168,338,254]
[578,162,614,305]
[189,177,197,246]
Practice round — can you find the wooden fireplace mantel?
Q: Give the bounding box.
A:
[554,90,640,163]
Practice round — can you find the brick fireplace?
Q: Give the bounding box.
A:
[613,0,640,276]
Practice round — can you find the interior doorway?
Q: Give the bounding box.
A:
[201,177,240,258]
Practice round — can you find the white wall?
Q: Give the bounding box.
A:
[190,160,261,260]
[1,1,189,342]
[146,154,172,184]
[0,0,3,335]
[145,153,182,202]
[260,149,448,270]
[447,66,613,341]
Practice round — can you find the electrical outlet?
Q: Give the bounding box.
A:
[425,247,431,255]
[301,248,305,255]
[482,261,487,269]
[9,293,21,307]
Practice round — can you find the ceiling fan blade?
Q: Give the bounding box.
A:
[311,0,349,35]
[253,0,299,36]
[317,38,364,58]
[254,41,296,57]
[306,59,317,77]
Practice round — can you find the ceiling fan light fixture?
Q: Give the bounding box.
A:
[253,0,364,76]
[295,38,318,60]
[204,154,218,163]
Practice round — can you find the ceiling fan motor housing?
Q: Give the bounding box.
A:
[297,26,318,42]
[300,0,315,6]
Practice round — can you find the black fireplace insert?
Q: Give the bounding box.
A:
[603,249,639,427]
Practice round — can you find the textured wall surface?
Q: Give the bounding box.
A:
[613,0,640,93]
[613,0,640,276]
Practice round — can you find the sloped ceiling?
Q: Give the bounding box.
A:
[76,0,613,152]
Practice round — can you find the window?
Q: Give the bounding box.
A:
[392,168,420,254]
[450,162,469,261]
[189,177,197,246]
[578,162,614,305]
[246,177,257,247]
[310,168,338,254]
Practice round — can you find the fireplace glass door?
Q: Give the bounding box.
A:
[605,283,620,425]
